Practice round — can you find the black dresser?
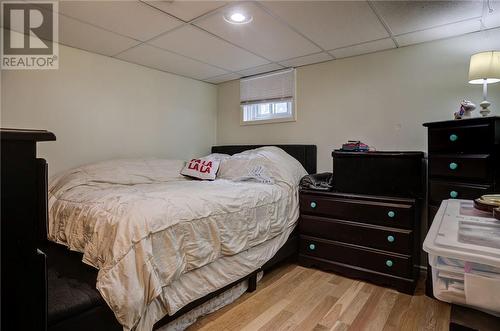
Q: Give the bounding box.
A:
[423,116,500,297]
[423,116,500,226]
[1,128,56,331]
[298,151,424,294]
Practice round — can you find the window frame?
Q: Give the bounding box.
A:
[239,69,297,126]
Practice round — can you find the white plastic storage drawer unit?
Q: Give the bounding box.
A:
[423,199,500,316]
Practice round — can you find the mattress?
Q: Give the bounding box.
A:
[48,147,306,331]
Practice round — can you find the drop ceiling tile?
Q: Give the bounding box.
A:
[204,73,242,84]
[116,44,227,80]
[261,1,389,50]
[329,38,396,59]
[373,1,483,35]
[194,2,321,62]
[144,1,227,22]
[237,63,284,77]
[59,1,183,41]
[148,25,268,72]
[59,15,140,56]
[395,19,482,47]
[279,52,333,67]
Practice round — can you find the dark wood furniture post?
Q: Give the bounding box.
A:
[247,272,258,293]
[1,128,56,331]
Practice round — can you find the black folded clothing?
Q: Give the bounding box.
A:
[300,172,333,191]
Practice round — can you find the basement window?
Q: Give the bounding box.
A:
[240,69,296,125]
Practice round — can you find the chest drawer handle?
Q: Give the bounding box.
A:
[387,211,396,218]
[386,260,393,267]
[308,243,316,251]
[310,201,317,208]
[449,162,458,170]
[449,134,458,142]
[450,191,458,198]
[387,235,395,243]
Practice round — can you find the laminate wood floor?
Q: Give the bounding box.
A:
[189,263,450,331]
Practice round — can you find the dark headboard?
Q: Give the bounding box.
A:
[211,145,317,174]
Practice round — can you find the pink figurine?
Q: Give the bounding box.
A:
[454,99,476,119]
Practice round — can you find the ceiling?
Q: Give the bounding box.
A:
[12,1,500,83]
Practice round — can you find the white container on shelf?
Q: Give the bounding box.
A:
[423,199,500,316]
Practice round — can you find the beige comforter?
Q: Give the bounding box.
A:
[48,147,306,330]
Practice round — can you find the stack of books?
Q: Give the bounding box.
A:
[341,140,369,152]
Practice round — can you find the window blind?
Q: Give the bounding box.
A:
[240,69,295,105]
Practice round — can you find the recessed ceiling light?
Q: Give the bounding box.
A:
[223,11,252,24]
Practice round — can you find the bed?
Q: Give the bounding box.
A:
[46,145,316,331]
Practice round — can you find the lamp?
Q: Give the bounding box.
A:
[468,51,500,117]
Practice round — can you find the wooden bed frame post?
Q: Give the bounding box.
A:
[247,272,258,293]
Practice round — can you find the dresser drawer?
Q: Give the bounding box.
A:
[428,123,494,153]
[300,194,415,229]
[429,154,492,182]
[299,235,413,278]
[429,180,492,205]
[299,215,412,254]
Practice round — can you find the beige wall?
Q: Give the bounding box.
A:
[1,44,217,175]
[217,28,500,173]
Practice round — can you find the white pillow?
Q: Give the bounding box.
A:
[204,153,230,162]
[180,157,220,180]
[218,147,307,186]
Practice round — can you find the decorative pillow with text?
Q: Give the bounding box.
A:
[180,158,220,180]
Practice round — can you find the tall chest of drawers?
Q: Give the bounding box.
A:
[423,116,500,296]
[298,191,421,294]
[423,116,500,223]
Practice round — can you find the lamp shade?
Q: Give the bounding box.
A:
[468,51,500,84]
